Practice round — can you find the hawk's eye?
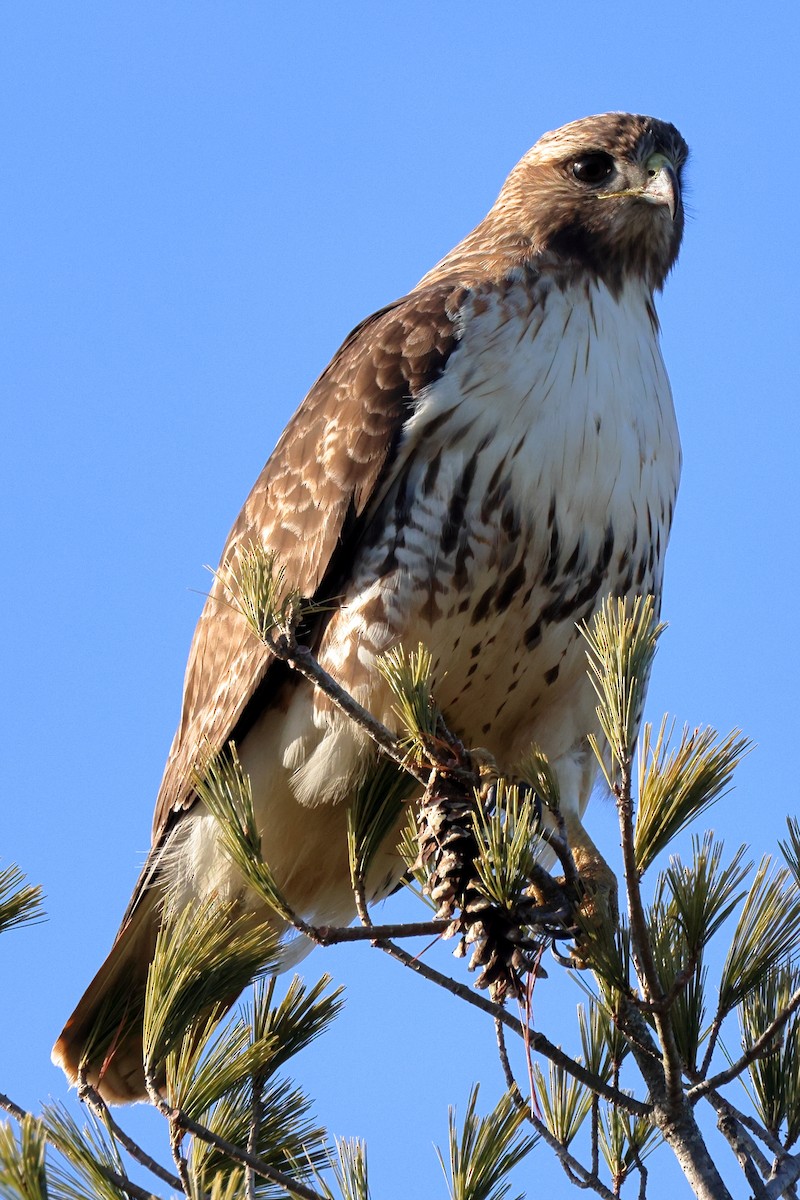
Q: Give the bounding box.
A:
[572,153,614,185]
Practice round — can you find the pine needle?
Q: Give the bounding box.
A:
[189,1075,329,1195]
[779,817,800,890]
[516,745,560,813]
[0,865,44,935]
[329,1139,370,1200]
[0,1116,47,1200]
[397,806,436,901]
[657,835,751,960]
[740,960,800,1147]
[634,719,750,874]
[577,1001,628,1084]
[581,595,665,786]
[193,744,296,924]
[346,758,415,895]
[471,781,543,911]
[187,975,341,1194]
[646,901,707,1069]
[598,1107,660,1182]
[217,544,303,644]
[42,1103,128,1200]
[165,1009,256,1117]
[374,643,439,762]
[436,1086,536,1200]
[576,914,632,994]
[531,1061,592,1146]
[719,858,800,1015]
[244,975,344,1073]
[142,896,278,1078]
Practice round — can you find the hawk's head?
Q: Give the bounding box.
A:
[427,113,688,295]
[511,112,688,291]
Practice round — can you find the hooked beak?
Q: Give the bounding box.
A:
[641,154,679,221]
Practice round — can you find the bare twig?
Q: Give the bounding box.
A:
[494,1014,526,1107]
[169,1121,192,1197]
[246,1069,268,1200]
[516,1099,617,1199]
[494,1018,616,1197]
[628,1141,648,1200]
[713,1102,770,1196]
[634,953,701,1015]
[693,1085,785,1161]
[699,1014,724,1080]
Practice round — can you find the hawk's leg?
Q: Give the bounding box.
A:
[561,810,619,959]
[471,749,618,953]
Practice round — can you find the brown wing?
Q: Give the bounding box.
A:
[151,281,465,842]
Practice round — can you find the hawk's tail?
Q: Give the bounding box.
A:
[51,890,160,1104]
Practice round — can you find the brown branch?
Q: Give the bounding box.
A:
[709,1098,772,1178]
[516,1097,617,1199]
[613,999,734,1200]
[699,1013,724,1080]
[690,988,800,1100]
[0,1091,164,1200]
[690,1082,785,1161]
[494,1015,525,1106]
[312,919,449,944]
[633,952,701,1015]
[628,1141,648,1200]
[591,1096,600,1179]
[77,1070,183,1193]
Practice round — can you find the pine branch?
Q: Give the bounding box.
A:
[436,1085,536,1200]
[144,1076,328,1200]
[312,919,450,943]
[713,1102,769,1198]
[0,864,44,935]
[499,1073,618,1200]
[0,1094,163,1200]
[371,934,650,1115]
[77,1070,182,1192]
[691,989,800,1100]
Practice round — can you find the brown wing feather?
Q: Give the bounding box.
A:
[151,281,464,842]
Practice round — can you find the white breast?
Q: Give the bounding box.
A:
[293,271,681,815]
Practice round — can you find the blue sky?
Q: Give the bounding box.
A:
[2,3,799,1196]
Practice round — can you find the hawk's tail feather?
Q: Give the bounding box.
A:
[51,890,160,1104]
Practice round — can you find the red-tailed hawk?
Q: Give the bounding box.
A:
[54,112,687,1101]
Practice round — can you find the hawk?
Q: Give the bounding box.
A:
[54,112,687,1101]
